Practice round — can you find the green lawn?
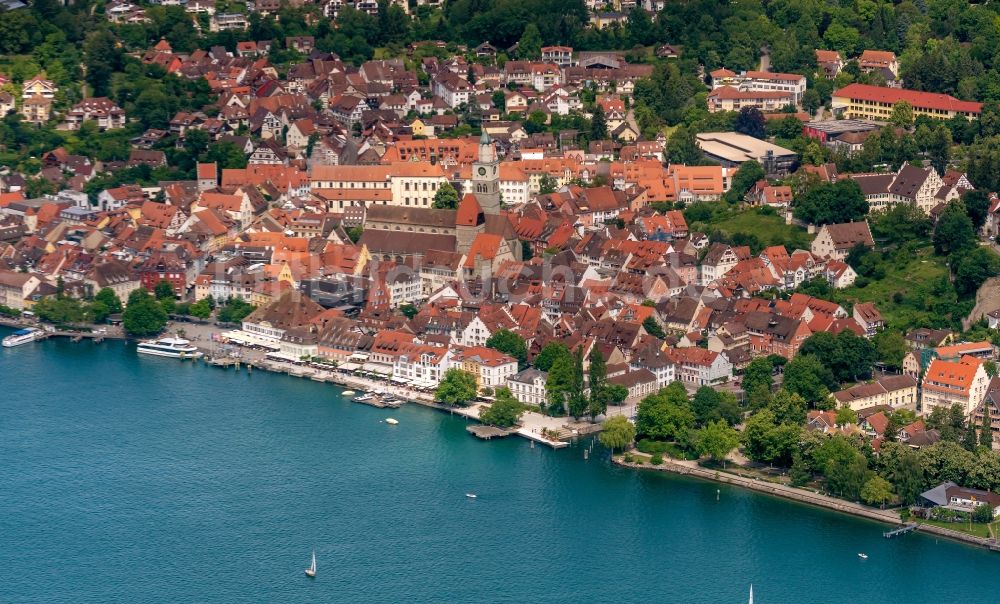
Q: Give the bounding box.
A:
[919,518,996,539]
[834,246,950,329]
[693,208,814,252]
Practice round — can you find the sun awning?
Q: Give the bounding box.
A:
[338,362,361,372]
[265,351,304,363]
[361,363,392,375]
[223,330,281,350]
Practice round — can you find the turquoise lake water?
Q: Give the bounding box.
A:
[1,332,997,603]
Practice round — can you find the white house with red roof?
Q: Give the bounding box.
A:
[921,356,990,417]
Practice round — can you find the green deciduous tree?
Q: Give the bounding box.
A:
[94,287,123,314]
[432,181,460,209]
[890,101,914,128]
[873,330,908,370]
[933,200,977,256]
[767,389,809,426]
[436,368,478,405]
[122,288,168,337]
[83,29,124,97]
[724,160,764,203]
[664,125,702,165]
[154,280,175,300]
[588,348,609,420]
[485,328,528,369]
[538,173,557,195]
[635,382,695,442]
[216,298,255,324]
[793,180,868,226]
[545,348,576,415]
[734,106,766,139]
[642,315,665,339]
[691,386,741,427]
[478,387,524,427]
[742,409,800,467]
[982,410,995,449]
[789,450,813,486]
[799,330,877,383]
[741,357,774,398]
[188,298,212,319]
[693,419,741,465]
[600,416,636,453]
[515,23,542,60]
[860,475,894,508]
[891,446,926,505]
[782,354,835,406]
[962,418,980,452]
[954,247,1000,298]
[534,341,570,372]
[973,503,995,523]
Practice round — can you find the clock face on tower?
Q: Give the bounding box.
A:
[478,167,486,176]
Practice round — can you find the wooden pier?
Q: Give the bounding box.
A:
[884,523,918,538]
[352,397,392,409]
[467,425,511,440]
[206,357,241,368]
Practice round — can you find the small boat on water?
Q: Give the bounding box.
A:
[353,393,376,402]
[2,327,42,348]
[342,390,356,396]
[137,336,203,359]
[305,551,316,578]
[748,584,753,604]
[465,493,477,499]
[385,418,399,425]
[858,553,868,560]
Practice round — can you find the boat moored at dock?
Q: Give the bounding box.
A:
[137,337,203,359]
[2,327,42,348]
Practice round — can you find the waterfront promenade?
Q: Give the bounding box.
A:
[170,320,591,449]
[616,454,1000,552]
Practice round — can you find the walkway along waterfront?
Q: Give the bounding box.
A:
[193,340,587,450]
[613,455,1000,552]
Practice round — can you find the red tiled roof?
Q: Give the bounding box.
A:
[455,193,482,227]
[833,83,982,114]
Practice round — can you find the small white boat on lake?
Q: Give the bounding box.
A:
[385,418,399,425]
[858,553,868,560]
[305,551,316,578]
[2,327,42,348]
[342,390,356,396]
[136,336,203,359]
[466,493,477,499]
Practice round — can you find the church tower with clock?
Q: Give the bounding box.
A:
[472,131,501,215]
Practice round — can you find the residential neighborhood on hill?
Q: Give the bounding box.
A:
[2,0,1000,546]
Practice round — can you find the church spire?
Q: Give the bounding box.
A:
[478,130,496,164]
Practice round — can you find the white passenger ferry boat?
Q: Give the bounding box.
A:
[2,327,42,348]
[136,336,203,359]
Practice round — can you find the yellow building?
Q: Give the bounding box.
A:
[832,84,981,121]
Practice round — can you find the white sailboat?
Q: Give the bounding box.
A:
[748,584,753,604]
[305,551,316,578]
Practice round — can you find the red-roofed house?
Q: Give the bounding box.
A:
[449,345,519,389]
[665,347,733,386]
[922,356,990,417]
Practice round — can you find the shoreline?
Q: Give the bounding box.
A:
[613,456,1000,553]
[6,321,997,553]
